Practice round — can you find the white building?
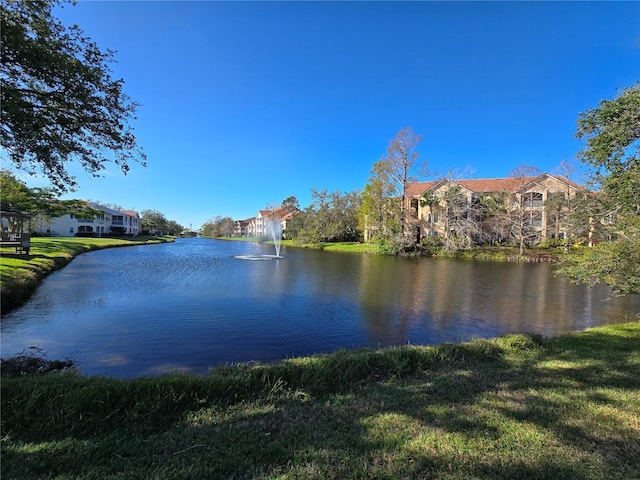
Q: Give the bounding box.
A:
[41,203,139,237]
[252,206,300,238]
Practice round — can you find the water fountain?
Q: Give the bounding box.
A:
[235,218,284,260]
[267,218,283,258]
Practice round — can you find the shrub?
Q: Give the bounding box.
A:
[373,235,405,255]
[538,238,565,248]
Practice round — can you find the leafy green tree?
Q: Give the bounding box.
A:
[313,188,336,242]
[140,209,168,235]
[283,209,305,241]
[294,188,331,244]
[559,84,640,295]
[360,127,426,247]
[140,209,183,236]
[141,211,183,236]
[200,218,217,238]
[281,195,300,210]
[166,220,185,236]
[200,215,234,238]
[0,169,100,231]
[288,188,361,244]
[576,83,639,213]
[359,159,401,242]
[325,189,361,242]
[1,0,146,192]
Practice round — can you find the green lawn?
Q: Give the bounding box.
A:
[0,236,173,312]
[2,322,639,479]
[279,239,381,254]
[212,236,383,253]
[217,236,565,258]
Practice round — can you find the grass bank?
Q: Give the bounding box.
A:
[279,238,563,259]
[280,239,381,254]
[0,236,173,313]
[213,237,381,253]
[433,245,564,262]
[2,322,639,479]
[217,236,565,259]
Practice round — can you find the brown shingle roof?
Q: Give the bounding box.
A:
[258,205,301,219]
[406,181,438,196]
[456,177,535,193]
[406,175,581,196]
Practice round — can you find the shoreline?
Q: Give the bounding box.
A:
[213,235,564,261]
[0,236,174,314]
[2,322,639,479]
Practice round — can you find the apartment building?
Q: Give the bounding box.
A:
[40,202,139,237]
[407,173,584,244]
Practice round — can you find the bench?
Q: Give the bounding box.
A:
[0,234,31,254]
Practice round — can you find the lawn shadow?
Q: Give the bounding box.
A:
[2,326,639,479]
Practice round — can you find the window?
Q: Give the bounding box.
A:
[410,199,419,217]
[112,215,124,225]
[70,227,74,233]
[522,192,543,208]
[433,213,439,223]
[525,211,543,227]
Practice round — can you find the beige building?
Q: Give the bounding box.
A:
[239,206,301,238]
[406,173,585,245]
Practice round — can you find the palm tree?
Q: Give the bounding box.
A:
[420,191,440,237]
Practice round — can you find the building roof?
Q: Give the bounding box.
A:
[459,177,533,193]
[257,205,301,219]
[406,181,438,196]
[408,174,583,197]
[86,202,138,217]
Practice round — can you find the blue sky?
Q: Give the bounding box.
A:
[26,2,640,228]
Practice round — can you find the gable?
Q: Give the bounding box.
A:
[518,174,584,194]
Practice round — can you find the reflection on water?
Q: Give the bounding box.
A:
[1,238,638,378]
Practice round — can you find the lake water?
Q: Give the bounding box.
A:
[2,237,639,378]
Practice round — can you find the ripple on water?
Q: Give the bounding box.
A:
[235,255,284,261]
